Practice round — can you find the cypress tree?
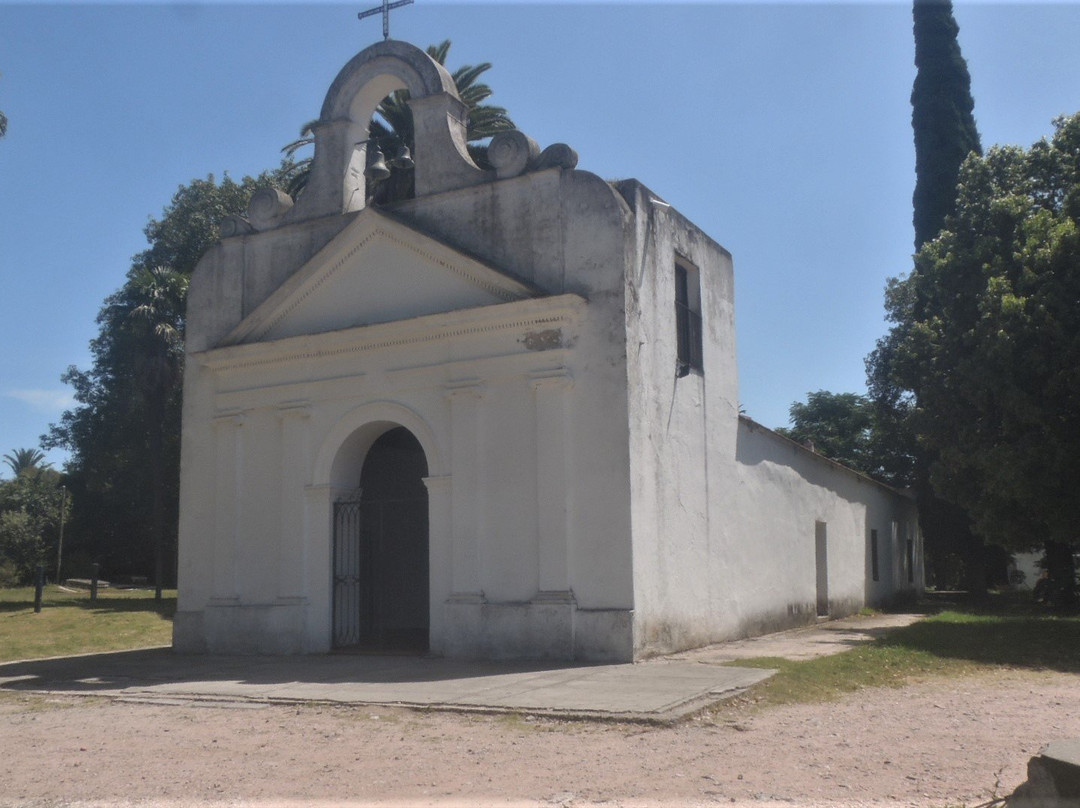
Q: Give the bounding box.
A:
[866,1,987,592]
[911,0,981,249]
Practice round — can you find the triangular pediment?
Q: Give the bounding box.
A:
[223,209,539,346]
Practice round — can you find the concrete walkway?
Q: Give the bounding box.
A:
[663,612,925,663]
[0,613,921,723]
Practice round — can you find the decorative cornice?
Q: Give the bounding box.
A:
[195,294,587,374]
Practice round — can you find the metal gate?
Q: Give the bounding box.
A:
[332,494,372,647]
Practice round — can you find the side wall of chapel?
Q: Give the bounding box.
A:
[616,180,922,659]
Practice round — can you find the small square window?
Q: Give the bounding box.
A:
[675,260,703,376]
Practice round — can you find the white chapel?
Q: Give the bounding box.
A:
[174,40,921,661]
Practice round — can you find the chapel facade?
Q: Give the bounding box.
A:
[173,40,921,661]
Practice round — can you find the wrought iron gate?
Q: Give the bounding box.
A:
[332,494,372,647]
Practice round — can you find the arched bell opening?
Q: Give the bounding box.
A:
[331,425,430,653]
[360,91,418,206]
[293,41,487,220]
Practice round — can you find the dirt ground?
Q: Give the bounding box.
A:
[1,667,1077,808]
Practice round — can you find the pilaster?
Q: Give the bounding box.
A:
[277,402,311,601]
[303,482,336,651]
[444,381,485,599]
[211,410,245,602]
[530,369,574,597]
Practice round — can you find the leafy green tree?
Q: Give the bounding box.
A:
[44,172,287,586]
[777,392,873,471]
[281,40,514,202]
[776,391,915,487]
[3,448,48,478]
[0,512,39,585]
[911,0,982,249]
[887,113,1080,599]
[128,265,189,600]
[0,464,67,585]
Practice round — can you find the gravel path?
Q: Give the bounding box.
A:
[2,666,1077,808]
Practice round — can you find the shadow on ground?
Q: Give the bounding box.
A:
[0,647,582,695]
[878,614,1080,674]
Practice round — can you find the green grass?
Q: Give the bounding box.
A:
[0,585,175,662]
[726,598,1080,710]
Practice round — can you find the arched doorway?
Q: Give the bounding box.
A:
[333,426,429,652]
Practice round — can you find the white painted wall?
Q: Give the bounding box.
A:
[177,143,642,661]
[1012,551,1043,589]
[615,179,921,658]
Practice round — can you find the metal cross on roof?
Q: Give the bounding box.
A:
[357,0,414,41]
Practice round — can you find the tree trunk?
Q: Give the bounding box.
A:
[1044,539,1077,609]
[962,537,986,596]
[149,395,165,602]
[916,464,985,594]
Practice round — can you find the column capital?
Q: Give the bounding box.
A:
[422,474,452,493]
[213,409,247,427]
[276,400,312,420]
[528,368,574,392]
[443,379,485,401]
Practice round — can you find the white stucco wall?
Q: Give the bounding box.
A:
[176,163,641,661]
[615,179,922,658]
[1011,551,1043,589]
[732,421,921,623]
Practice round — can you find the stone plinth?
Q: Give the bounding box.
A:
[1009,738,1080,808]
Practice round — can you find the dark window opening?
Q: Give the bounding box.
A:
[871,529,880,582]
[675,261,703,376]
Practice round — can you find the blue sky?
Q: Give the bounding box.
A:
[1,1,1079,474]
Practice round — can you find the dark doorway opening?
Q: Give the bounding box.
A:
[815,521,829,617]
[333,426,429,653]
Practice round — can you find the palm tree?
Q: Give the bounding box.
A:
[3,448,47,477]
[280,40,514,202]
[281,119,319,199]
[1,71,8,139]
[0,71,7,140]
[127,265,189,600]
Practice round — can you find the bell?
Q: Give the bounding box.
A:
[391,144,414,170]
[364,145,391,182]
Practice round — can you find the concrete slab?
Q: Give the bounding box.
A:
[0,614,924,722]
[0,649,772,723]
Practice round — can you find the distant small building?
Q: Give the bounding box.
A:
[174,40,920,661]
